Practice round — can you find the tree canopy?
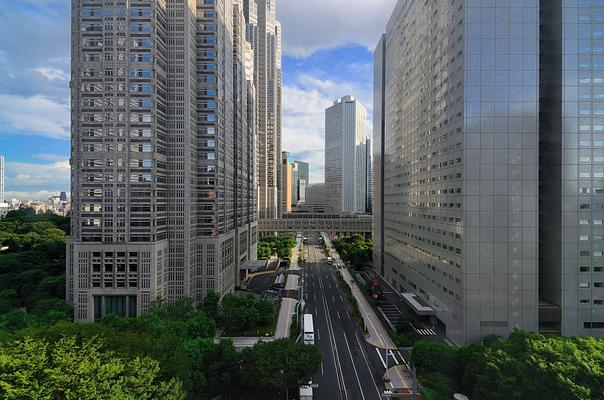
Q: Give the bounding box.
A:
[0,336,186,400]
[333,235,372,269]
[412,331,604,400]
[257,235,296,259]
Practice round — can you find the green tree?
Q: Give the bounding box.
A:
[0,337,186,400]
[200,290,222,322]
[239,339,321,398]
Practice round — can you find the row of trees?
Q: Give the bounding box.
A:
[412,331,604,400]
[257,235,296,259]
[0,209,321,399]
[332,235,372,269]
[0,209,70,320]
[0,299,321,399]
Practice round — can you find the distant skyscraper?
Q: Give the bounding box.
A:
[290,161,298,208]
[0,155,4,204]
[60,192,68,202]
[305,184,325,214]
[365,138,372,214]
[294,160,309,204]
[69,0,258,322]
[281,151,292,214]
[244,0,282,219]
[325,95,368,215]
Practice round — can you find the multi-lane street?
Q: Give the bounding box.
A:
[301,234,404,400]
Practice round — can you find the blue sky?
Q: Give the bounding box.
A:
[0,0,394,199]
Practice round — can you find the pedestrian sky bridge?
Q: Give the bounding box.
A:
[258,213,372,235]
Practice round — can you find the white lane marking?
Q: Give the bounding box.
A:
[337,310,341,319]
[333,295,336,302]
[321,362,324,375]
[355,334,382,398]
[317,328,320,340]
[388,350,399,364]
[343,333,366,400]
[340,295,344,302]
[375,347,387,369]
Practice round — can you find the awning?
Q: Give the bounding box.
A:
[401,293,435,316]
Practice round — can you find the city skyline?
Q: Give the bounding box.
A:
[0,0,391,200]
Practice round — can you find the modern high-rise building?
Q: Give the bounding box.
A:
[294,160,309,204]
[290,160,298,208]
[374,0,538,345]
[281,151,292,214]
[364,138,373,214]
[305,183,325,214]
[0,155,4,204]
[325,95,368,215]
[68,0,258,322]
[374,0,604,345]
[243,0,282,219]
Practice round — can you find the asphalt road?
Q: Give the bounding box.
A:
[301,235,393,400]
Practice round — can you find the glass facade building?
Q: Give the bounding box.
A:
[376,0,604,344]
[375,0,541,345]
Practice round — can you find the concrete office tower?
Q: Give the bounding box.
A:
[374,1,540,345]
[365,138,373,214]
[291,160,298,207]
[243,0,282,219]
[281,151,292,214]
[0,155,4,204]
[540,2,604,336]
[294,160,309,204]
[325,95,368,215]
[69,0,258,322]
[305,183,325,214]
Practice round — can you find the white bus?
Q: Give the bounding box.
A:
[299,382,313,400]
[303,314,314,345]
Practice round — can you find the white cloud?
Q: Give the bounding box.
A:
[4,160,70,201]
[278,0,395,57]
[32,153,69,162]
[34,67,69,81]
[0,94,70,139]
[282,74,373,184]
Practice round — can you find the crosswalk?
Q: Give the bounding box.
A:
[413,326,437,336]
[379,303,438,336]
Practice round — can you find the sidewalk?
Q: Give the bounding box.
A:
[339,267,395,349]
[274,238,303,339]
[322,233,395,350]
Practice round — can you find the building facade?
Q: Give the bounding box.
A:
[294,160,309,205]
[374,0,540,345]
[243,0,282,219]
[281,151,292,214]
[69,0,258,322]
[0,155,4,204]
[365,138,373,214]
[540,0,604,336]
[305,183,325,214]
[325,95,368,215]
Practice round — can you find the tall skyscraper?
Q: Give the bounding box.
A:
[365,138,372,214]
[374,0,539,345]
[243,0,282,219]
[375,0,604,345]
[290,160,298,208]
[325,95,368,215]
[69,0,258,322]
[0,155,4,204]
[281,151,292,214]
[294,160,309,204]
